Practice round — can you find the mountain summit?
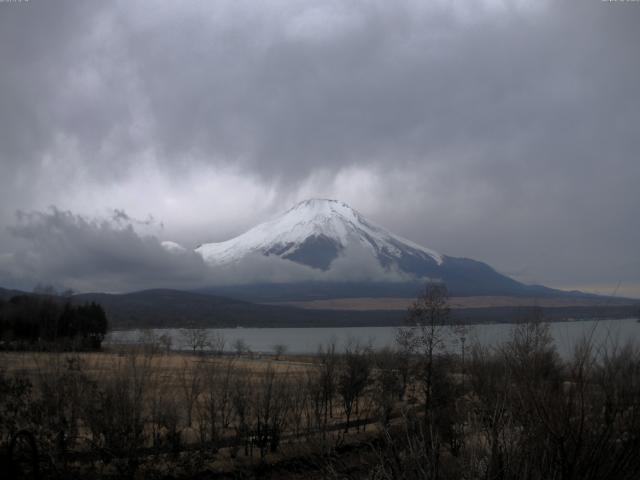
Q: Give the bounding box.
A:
[195,199,551,296]
[197,198,442,272]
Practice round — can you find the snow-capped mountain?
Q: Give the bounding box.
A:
[195,199,546,296]
[197,199,441,273]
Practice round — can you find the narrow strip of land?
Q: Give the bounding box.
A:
[266,295,637,311]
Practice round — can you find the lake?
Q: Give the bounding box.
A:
[106,318,640,358]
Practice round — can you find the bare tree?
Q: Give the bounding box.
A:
[273,343,288,360]
[304,368,326,435]
[406,281,451,415]
[137,329,162,356]
[232,338,249,356]
[181,327,211,354]
[158,333,172,354]
[372,347,405,427]
[177,359,203,427]
[210,331,226,356]
[149,381,181,451]
[399,281,454,477]
[82,352,153,476]
[337,343,371,432]
[253,366,291,457]
[395,327,417,400]
[230,370,254,457]
[197,357,236,446]
[287,372,309,438]
[318,340,339,428]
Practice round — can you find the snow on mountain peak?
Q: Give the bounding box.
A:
[195,199,443,273]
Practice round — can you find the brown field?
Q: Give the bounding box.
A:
[0,348,391,478]
[265,295,636,311]
[0,350,315,377]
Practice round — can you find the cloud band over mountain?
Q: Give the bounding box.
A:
[0,1,639,296]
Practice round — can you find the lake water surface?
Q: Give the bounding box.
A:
[107,318,640,358]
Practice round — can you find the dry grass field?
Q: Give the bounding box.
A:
[0,347,392,478]
[0,350,315,377]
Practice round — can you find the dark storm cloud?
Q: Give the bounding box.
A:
[0,207,405,292]
[0,1,144,175]
[7,1,638,182]
[117,1,640,181]
[0,0,639,294]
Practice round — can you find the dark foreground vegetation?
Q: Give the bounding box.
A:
[1,284,639,479]
[0,294,108,351]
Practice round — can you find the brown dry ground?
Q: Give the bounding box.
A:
[0,349,316,381]
[0,349,387,478]
[265,295,636,311]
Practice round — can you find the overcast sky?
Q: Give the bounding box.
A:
[0,0,639,296]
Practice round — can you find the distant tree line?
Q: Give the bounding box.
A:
[0,294,108,350]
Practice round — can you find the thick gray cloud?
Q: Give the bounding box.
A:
[0,0,639,296]
[0,207,408,292]
[0,208,208,292]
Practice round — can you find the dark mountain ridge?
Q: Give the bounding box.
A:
[3,286,637,330]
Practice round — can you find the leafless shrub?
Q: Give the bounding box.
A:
[137,329,172,356]
[273,343,288,360]
[318,340,339,427]
[196,357,236,447]
[232,338,249,356]
[150,393,181,451]
[406,282,451,413]
[372,347,406,427]
[177,358,203,428]
[0,369,34,446]
[81,352,153,476]
[210,331,226,355]
[230,368,255,457]
[31,355,93,460]
[287,371,309,438]
[253,365,291,457]
[368,410,439,480]
[181,327,211,354]
[338,342,371,433]
[303,367,326,436]
[394,328,416,400]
